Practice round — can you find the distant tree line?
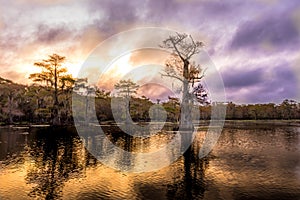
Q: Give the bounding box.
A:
[200,100,300,120]
[0,53,299,125]
[224,100,300,120]
[1,76,299,125]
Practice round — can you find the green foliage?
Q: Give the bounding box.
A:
[114,79,139,98]
[205,101,300,120]
[0,76,300,125]
[0,81,25,123]
[162,96,180,122]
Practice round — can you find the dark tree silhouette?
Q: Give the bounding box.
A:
[29,54,74,125]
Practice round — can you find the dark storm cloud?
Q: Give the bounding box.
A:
[229,10,300,51]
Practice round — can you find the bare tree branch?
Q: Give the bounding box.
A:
[160,72,184,82]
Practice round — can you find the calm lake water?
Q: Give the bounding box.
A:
[0,121,300,199]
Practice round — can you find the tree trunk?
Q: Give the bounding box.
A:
[125,90,131,124]
[85,96,88,125]
[52,106,60,125]
[52,62,60,125]
[54,63,58,106]
[180,60,193,131]
[8,96,13,124]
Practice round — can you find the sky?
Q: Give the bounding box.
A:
[0,0,300,104]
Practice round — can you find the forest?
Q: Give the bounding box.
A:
[0,64,299,126]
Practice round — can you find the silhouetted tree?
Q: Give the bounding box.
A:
[29,54,74,125]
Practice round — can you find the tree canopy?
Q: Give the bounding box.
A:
[29,53,75,125]
[114,79,139,98]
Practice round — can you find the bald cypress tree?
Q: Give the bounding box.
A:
[29,53,74,125]
[160,33,205,130]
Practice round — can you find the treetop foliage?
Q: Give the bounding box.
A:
[114,79,139,98]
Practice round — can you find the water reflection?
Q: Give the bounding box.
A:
[166,147,208,200]
[24,127,97,199]
[0,123,300,199]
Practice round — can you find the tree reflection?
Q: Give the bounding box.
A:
[25,127,97,199]
[118,133,134,169]
[167,132,209,200]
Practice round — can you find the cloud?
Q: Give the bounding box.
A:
[74,26,105,56]
[222,67,264,89]
[0,15,5,30]
[85,0,259,38]
[137,83,174,101]
[15,0,73,5]
[87,0,144,26]
[36,24,72,44]
[1,71,26,83]
[128,49,168,67]
[229,9,300,52]
[145,0,249,23]
[223,63,299,103]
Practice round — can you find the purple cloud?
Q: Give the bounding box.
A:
[87,0,143,23]
[36,24,72,44]
[258,63,298,100]
[222,67,264,88]
[223,63,298,103]
[229,9,300,52]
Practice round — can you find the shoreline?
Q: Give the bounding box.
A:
[1,119,299,128]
